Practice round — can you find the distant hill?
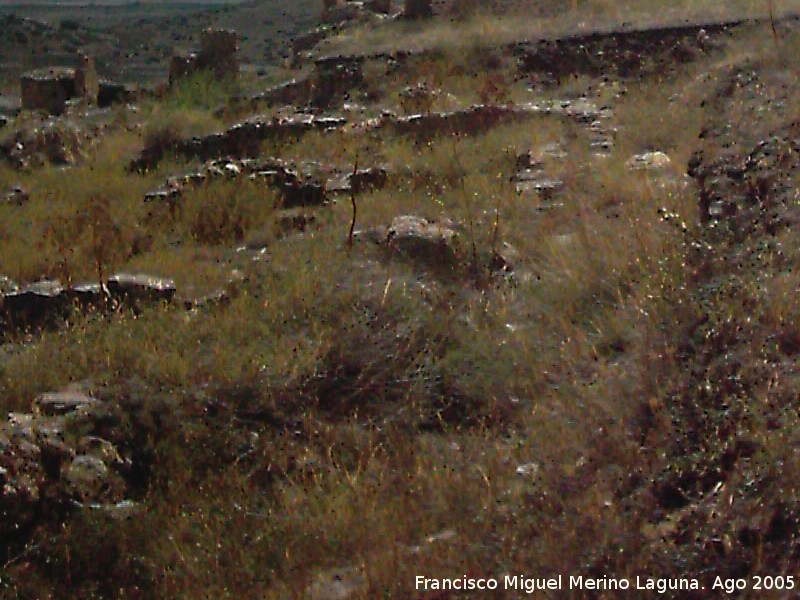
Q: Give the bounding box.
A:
[0,0,321,86]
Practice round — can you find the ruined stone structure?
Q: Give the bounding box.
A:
[20,52,98,115]
[404,0,432,19]
[323,0,391,17]
[169,29,239,86]
[366,0,392,12]
[74,53,99,100]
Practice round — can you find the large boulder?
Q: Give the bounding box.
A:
[385,215,461,265]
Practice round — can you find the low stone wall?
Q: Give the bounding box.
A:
[20,69,76,115]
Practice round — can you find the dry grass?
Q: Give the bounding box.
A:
[318,0,800,57]
[3,13,800,600]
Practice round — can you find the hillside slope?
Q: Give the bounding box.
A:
[2,2,800,598]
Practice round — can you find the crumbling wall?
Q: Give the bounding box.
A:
[169,53,199,85]
[169,29,239,86]
[367,0,392,12]
[20,52,99,114]
[74,52,99,103]
[404,0,432,18]
[199,29,239,74]
[20,69,76,115]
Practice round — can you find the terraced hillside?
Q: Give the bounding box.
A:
[3,1,800,598]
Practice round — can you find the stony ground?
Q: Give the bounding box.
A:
[2,1,800,598]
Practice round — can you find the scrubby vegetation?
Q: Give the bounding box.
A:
[3,1,800,598]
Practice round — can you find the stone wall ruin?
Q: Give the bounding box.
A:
[169,29,239,86]
[20,52,98,115]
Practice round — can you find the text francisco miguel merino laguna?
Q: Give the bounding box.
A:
[416,575,702,594]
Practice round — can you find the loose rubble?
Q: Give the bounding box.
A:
[0,388,132,536]
[3,184,29,205]
[0,119,86,169]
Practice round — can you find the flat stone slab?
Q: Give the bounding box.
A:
[106,273,177,303]
[626,150,672,170]
[33,391,98,417]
